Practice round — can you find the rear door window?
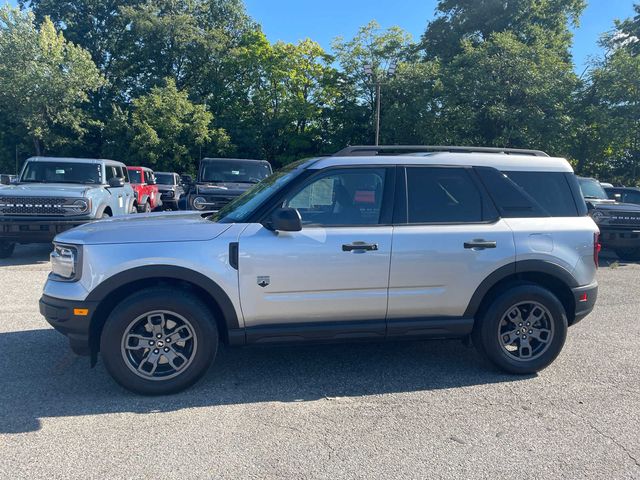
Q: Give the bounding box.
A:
[405,167,484,223]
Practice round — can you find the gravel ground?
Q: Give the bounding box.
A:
[0,244,639,480]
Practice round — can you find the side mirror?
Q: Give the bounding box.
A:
[148,178,156,186]
[108,177,125,188]
[269,207,302,232]
[614,193,622,202]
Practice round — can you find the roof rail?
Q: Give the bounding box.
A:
[333,145,550,158]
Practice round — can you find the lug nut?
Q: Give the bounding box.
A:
[522,335,527,339]
[166,338,171,343]
[156,334,162,339]
[164,347,170,352]
[148,341,155,346]
[529,330,533,334]
[153,349,159,354]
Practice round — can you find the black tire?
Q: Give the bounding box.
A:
[0,241,15,259]
[100,211,111,219]
[472,284,568,375]
[138,201,151,213]
[615,247,640,261]
[100,287,218,395]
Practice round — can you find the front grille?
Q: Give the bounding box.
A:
[608,213,640,226]
[0,196,68,216]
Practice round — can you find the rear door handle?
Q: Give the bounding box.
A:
[464,240,497,250]
[342,242,378,252]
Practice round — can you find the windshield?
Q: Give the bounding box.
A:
[128,170,143,184]
[200,160,271,184]
[20,161,102,184]
[210,160,307,223]
[155,173,174,185]
[578,178,608,200]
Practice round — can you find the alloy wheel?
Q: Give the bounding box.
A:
[120,310,198,381]
[498,301,554,361]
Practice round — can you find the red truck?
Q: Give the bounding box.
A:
[126,166,162,212]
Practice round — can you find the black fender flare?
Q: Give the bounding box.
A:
[86,265,240,332]
[464,260,578,317]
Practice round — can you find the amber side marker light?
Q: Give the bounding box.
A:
[73,308,89,316]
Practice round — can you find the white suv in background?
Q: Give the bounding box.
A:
[40,146,600,395]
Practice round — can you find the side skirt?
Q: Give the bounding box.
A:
[241,317,474,346]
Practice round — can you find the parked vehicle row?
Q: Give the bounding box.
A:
[578,177,640,261]
[39,145,600,395]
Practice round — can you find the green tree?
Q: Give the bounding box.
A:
[421,0,586,60]
[109,78,229,174]
[0,7,104,156]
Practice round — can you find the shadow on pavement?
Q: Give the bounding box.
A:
[0,244,51,267]
[0,327,531,434]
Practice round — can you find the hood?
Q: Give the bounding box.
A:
[0,183,95,197]
[196,182,254,195]
[157,184,176,192]
[588,199,640,213]
[55,211,233,245]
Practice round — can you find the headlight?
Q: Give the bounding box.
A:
[590,210,607,224]
[63,198,91,214]
[50,244,81,281]
[193,196,207,210]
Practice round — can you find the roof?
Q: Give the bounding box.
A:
[127,166,153,171]
[309,152,573,173]
[26,156,125,166]
[201,157,269,164]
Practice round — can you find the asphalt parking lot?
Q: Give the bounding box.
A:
[0,244,639,479]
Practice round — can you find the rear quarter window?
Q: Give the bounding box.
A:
[504,171,579,217]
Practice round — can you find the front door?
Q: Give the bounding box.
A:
[238,167,394,338]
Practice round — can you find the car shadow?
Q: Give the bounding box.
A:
[0,328,531,434]
[0,244,51,267]
[599,249,640,268]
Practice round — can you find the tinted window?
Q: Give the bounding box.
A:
[624,191,640,204]
[128,169,143,184]
[285,169,386,226]
[578,178,608,200]
[504,171,578,217]
[476,167,547,218]
[105,166,116,181]
[156,173,174,185]
[406,167,482,223]
[144,170,154,184]
[200,160,271,183]
[21,161,102,184]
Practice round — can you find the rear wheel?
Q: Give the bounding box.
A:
[101,287,218,395]
[615,247,640,261]
[472,285,568,374]
[0,241,15,259]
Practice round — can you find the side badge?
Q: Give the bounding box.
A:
[257,276,270,288]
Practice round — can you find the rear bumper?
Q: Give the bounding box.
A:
[599,228,640,249]
[571,282,598,325]
[39,294,97,355]
[0,216,91,243]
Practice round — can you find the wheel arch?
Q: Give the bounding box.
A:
[465,260,578,326]
[86,265,242,364]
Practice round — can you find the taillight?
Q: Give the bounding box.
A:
[594,232,601,268]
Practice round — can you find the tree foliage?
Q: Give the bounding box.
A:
[1,1,639,185]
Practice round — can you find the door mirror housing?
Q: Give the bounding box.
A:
[269,207,302,232]
[108,177,125,188]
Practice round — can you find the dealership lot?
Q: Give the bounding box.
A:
[1,244,639,479]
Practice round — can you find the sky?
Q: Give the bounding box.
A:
[243,0,638,70]
[6,0,638,70]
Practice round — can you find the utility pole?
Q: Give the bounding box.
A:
[364,61,397,146]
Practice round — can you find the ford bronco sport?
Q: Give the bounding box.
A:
[0,157,135,258]
[184,158,272,211]
[578,177,640,261]
[40,146,599,395]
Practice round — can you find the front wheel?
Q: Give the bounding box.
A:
[472,285,568,374]
[100,287,218,395]
[0,241,15,259]
[615,247,640,261]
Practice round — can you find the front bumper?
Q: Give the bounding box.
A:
[39,294,97,356]
[571,282,598,325]
[0,216,92,243]
[598,227,640,249]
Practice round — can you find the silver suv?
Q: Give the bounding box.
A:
[0,157,135,258]
[39,146,600,395]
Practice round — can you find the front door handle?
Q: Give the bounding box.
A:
[464,240,497,250]
[342,242,379,252]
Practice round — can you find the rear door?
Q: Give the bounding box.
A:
[387,166,516,329]
[238,167,395,337]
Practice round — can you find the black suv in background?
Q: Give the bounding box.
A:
[579,177,640,261]
[183,158,272,211]
[604,186,640,206]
